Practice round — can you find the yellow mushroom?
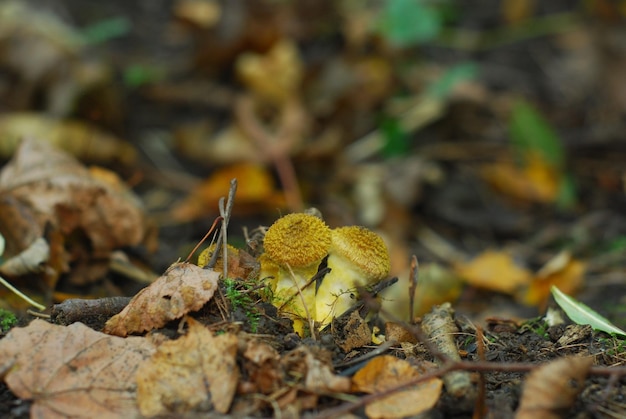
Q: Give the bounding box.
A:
[315,226,390,329]
[261,213,331,333]
[197,243,239,271]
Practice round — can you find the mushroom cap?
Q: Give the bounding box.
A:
[330,226,390,282]
[197,243,239,269]
[263,213,331,268]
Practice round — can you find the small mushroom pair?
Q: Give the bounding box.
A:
[259,213,390,334]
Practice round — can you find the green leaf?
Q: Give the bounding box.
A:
[380,116,409,158]
[426,62,477,99]
[509,100,565,168]
[81,16,130,45]
[0,233,4,257]
[377,0,442,47]
[551,286,626,337]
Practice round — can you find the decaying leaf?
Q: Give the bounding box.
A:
[332,310,372,352]
[241,339,282,395]
[136,318,239,416]
[516,356,593,419]
[352,355,443,419]
[0,113,136,164]
[455,250,532,295]
[103,262,220,336]
[277,346,351,411]
[0,319,155,419]
[0,139,147,286]
[236,38,303,104]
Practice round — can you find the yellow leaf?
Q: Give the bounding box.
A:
[481,154,559,203]
[455,250,532,295]
[520,251,586,307]
[236,39,303,104]
[171,163,284,222]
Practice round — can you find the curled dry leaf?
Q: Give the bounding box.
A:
[0,319,155,419]
[136,318,239,416]
[516,356,593,419]
[103,262,220,336]
[0,139,147,286]
[0,237,49,276]
[352,355,443,419]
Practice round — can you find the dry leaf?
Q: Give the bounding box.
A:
[241,339,282,394]
[103,262,220,336]
[516,356,593,419]
[0,237,49,276]
[332,310,371,352]
[0,319,155,419]
[174,122,259,165]
[455,250,532,295]
[236,38,303,104]
[136,318,239,416]
[0,139,146,286]
[172,162,284,222]
[0,113,136,164]
[520,251,586,307]
[481,155,559,203]
[280,346,350,400]
[352,355,443,419]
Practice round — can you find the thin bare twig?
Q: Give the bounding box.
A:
[408,255,419,323]
[235,96,304,212]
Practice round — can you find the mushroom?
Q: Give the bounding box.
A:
[315,226,390,329]
[261,213,331,334]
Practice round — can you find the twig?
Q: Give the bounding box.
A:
[184,216,223,264]
[408,255,418,323]
[0,274,45,311]
[235,96,304,212]
[207,179,237,272]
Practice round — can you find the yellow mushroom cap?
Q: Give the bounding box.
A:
[330,226,390,284]
[315,226,390,329]
[197,243,239,269]
[263,213,331,269]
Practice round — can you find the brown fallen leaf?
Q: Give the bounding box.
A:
[0,319,155,419]
[0,113,136,165]
[136,318,239,416]
[241,339,282,394]
[236,38,303,104]
[516,356,593,419]
[277,346,351,412]
[103,262,220,336]
[0,138,148,287]
[352,355,443,419]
